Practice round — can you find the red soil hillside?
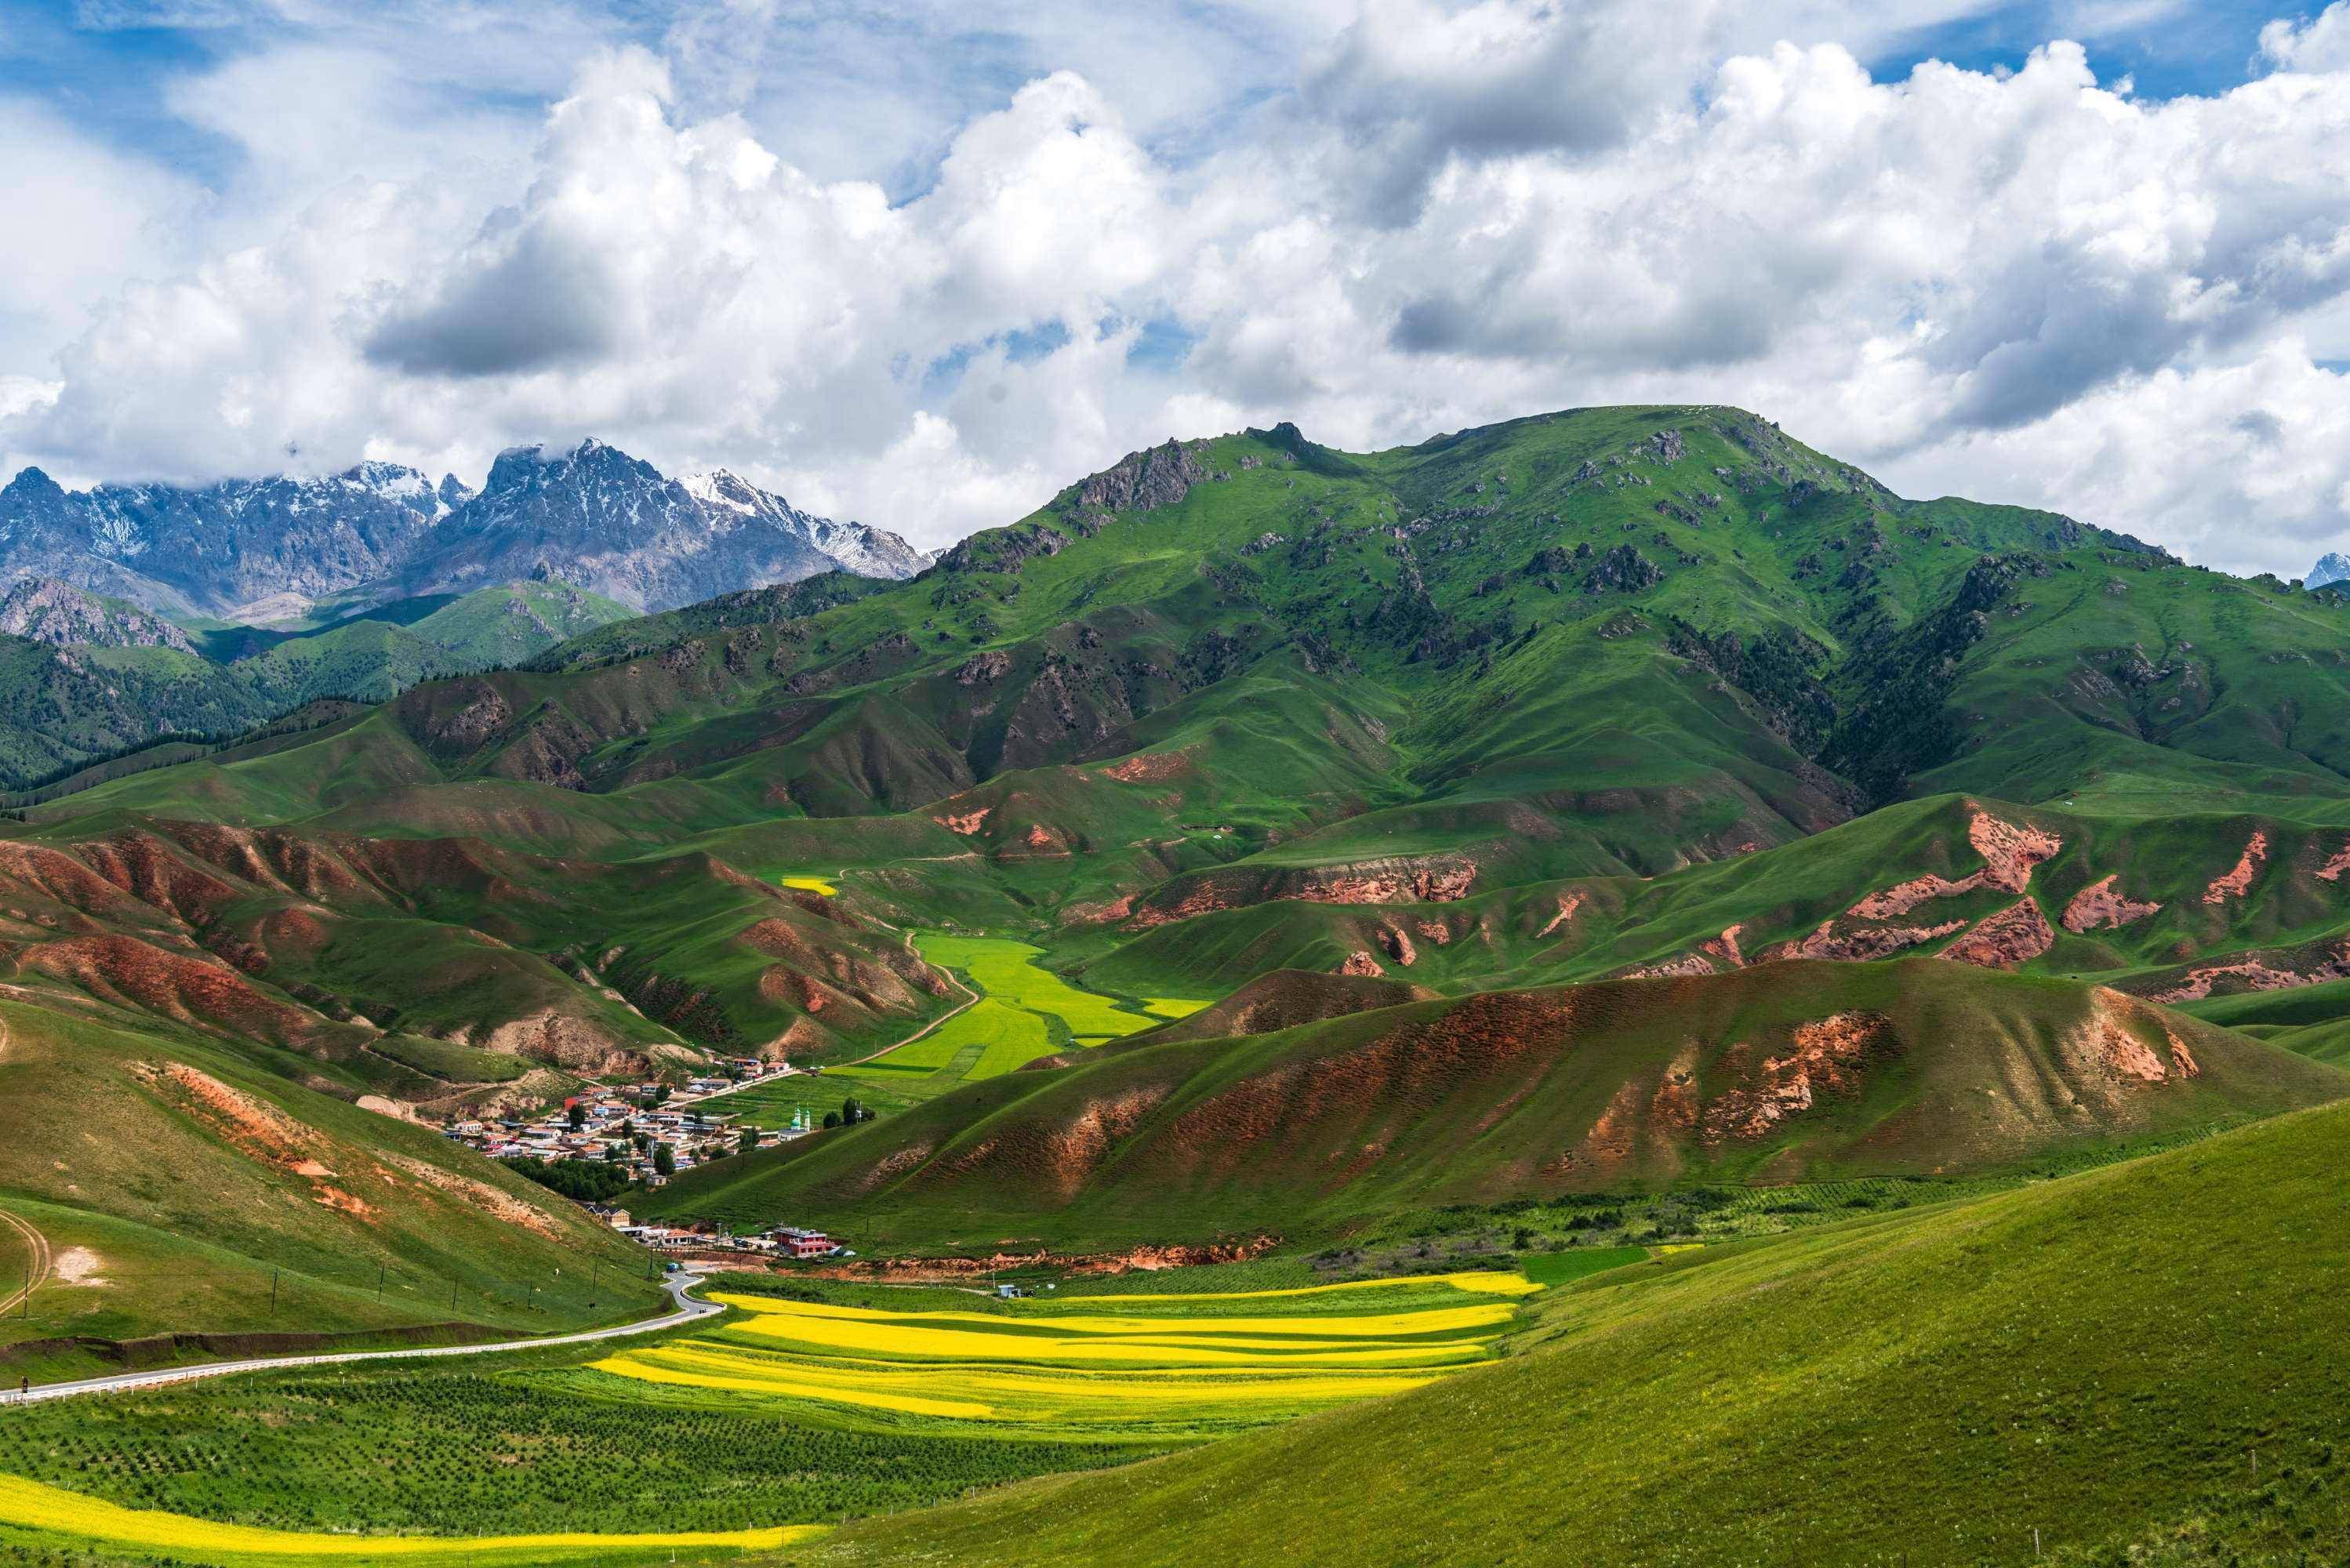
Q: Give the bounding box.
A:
[648,958,2348,1247]
[0,811,957,1109]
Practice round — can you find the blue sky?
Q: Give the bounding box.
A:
[9,0,2350,571]
[1878,2,2283,97]
[6,1,2303,198]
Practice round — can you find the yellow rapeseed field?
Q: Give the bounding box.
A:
[587,1273,1546,1430]
[0,1473,824,1561]
[716,1294,1519,1339]
[595,1341,1440,1424]
[717,1306,1497,1365]
[591,1346,1001,1418]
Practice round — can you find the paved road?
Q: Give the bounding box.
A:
[2,1272,720,1406]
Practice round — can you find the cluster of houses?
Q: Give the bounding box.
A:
[597,1215,851,1261]
[441,1057,814,1188]
[442,1058,861,1264]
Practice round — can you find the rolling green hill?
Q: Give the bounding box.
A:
[641,959,2346,1250]
[795,1094,2350,1568]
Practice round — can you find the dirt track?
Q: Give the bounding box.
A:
[0,1206,50,1318]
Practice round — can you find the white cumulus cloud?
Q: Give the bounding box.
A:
[11,0,2350,575]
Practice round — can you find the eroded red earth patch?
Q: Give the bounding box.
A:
[2062,875,2162,933]
[2203,831,2268,904]
[1939,900,2056,969]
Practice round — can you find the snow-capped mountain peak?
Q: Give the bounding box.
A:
[681,468,771,517]
[336,460,431,502]
[0,438,932,622]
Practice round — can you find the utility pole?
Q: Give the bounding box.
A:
[269,1269,278,1317]
[376,1262,385,1301]
[590,1256,601,1308]
[451,1279,459,1313]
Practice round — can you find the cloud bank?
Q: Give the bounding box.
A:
[10,0,2350,575]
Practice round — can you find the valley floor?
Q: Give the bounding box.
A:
[0,1263,1559,1565]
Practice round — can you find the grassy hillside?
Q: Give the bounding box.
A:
[643,960,2345,1248]
[798,1094,2350,1567]
[0,634,271,789]
[0,998,668,1384]
[0,813,960,1089]
[229,580,637,707]
[1056,789,2350,1012]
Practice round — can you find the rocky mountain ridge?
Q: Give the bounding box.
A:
[0,440,930,621]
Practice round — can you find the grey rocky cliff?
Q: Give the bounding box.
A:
[398,441,929,612]
[0,577,199,653]
[0,441,931,621]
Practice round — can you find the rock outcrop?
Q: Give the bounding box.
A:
[0,578,198,652]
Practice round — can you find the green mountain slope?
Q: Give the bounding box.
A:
[801,1095,2350,1568]
[0,811,958,1090]
[82,405,2342,959]
[0,636,271,788]
[226,579,637,706]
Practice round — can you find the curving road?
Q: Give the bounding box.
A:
[3,1271,721,1406]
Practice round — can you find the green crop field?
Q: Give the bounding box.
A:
[914,932,1177,1042]
[823,934,1204,1108]
[0,1318,1146,1560]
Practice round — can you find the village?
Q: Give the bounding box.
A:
[438,1057,860,1263]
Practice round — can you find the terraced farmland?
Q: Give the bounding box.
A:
[592,1272,1542,1439]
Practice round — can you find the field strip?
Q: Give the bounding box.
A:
[722,1312,1495,1365]
[0,1205,49,1319]
[6,1272,721,1406]
[1059,1270,1545,1301]
[0,1472,826,1560]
